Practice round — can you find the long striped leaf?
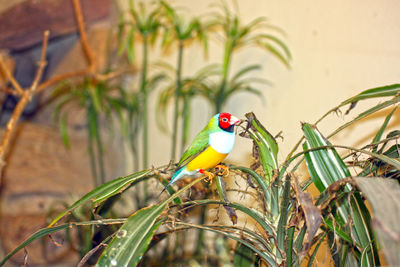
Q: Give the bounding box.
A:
[329,95,400,138]
[371,107,397,150]
[96,205,164,267]
[341,84,400,106]
[245,112,278,182]
[302,123,379,266]
[0,224,69,266]
[96,176,206,266]
[48,170,152,227]
[0,219,126,266]
[244,112,280,218]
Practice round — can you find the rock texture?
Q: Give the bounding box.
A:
[0,123,122,266]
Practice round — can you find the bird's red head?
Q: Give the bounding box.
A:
[218,113,240,132]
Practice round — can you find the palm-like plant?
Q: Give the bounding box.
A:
[53,78,120,187]
[158,0,210,160]
[157,63,219,155]
[206,0,291,113]
[118,0,163,169]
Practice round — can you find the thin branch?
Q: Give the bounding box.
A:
[30,30,50,92]
[72,0,96,73]
[0,54,23,95]
[2,0,112,95]
[0,31,50,173]
[0,87,18,95]
[36,69,88,93]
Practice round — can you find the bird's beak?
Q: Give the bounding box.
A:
[230,116,241,125]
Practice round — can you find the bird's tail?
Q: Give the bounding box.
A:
[158,167,186,198]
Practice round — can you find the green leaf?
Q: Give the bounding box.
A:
[230,166,270,206]
[48,170,152,227]
[302,124,380,266]
[231,64,261,83]
[244,112,279,182]
[323,217,354,244]
[371,107,397,152]
[233,242,257,267]
[59,114,70,149]
[329,95,400,138]
[277,174,291,251]
[286,226,295,267]
[126,27,135,63]
[341,84,400,106]
[262,42,290,68]
[294,225,307,254]
[96,206,164,267]
[260,34,292,60]
[96,176,206,266]
[0,218,126,266]
[176,222,278,266]
[302,123,350,192]
[0,224,69,266]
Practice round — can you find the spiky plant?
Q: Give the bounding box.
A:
[5,84,400,266]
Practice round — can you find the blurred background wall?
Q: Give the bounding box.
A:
[137,0,400,169]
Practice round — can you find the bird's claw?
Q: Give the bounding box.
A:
[199,169,215,185]
[215,164,229,177]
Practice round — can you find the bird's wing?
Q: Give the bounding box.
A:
[176,128,210,170]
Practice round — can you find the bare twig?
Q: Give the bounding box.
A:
[0,54,23,95]
[2,0,100,96]
[72,0,96,73]
[0,0,117,183]
[0,31,49,175]
[35,69,89,93]
[30,30,49,92]
[0,87,17,95]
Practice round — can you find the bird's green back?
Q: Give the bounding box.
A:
[176,115,220,169]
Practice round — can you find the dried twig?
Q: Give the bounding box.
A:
[72,0,96,73]
[0,30,50,175]
[30,30,49,92]
[0,0,99,96]
[0,0,115,185]
[0,55,23,95]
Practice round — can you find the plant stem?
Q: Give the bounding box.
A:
[171,40,184,160]
[180,94,189,155]
[215,40,233,113]
[140,35,149,203]
[129,113,139,172]
[87,110,99,187]
[141,36,149,169]
[95,121,106,184]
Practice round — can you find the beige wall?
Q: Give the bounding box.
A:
[133,0,400,168]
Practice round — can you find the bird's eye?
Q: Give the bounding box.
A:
[222,118,228,122]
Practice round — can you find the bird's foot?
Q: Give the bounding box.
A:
[199,169,215,185]
[215,164,229,177]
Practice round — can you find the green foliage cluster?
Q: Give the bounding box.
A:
[2,84,400,266]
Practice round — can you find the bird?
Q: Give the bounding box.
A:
[160,112,241,195]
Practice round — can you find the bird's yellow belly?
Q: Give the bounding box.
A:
[186,146,227,171]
